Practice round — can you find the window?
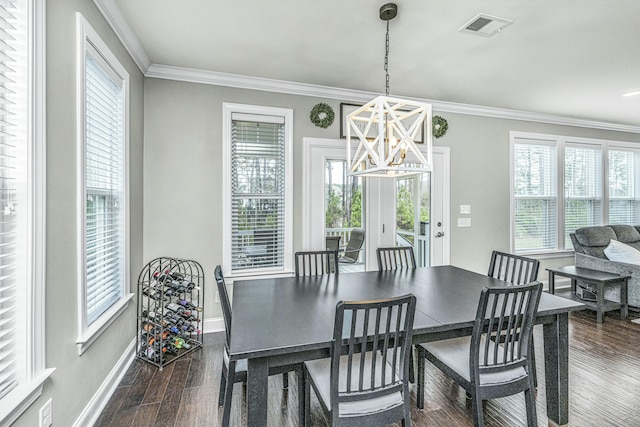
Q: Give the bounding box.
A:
[222,104,293,276]
[76,14,132,354]
[0,1,52,425]
[511,132,640,254]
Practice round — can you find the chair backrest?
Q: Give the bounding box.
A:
[295,250,339,276]
[342,228,365,262]
[470,282,542,385]
[215,265,232,345]
[487,251,539,285]
[325,235,341,253]
[376,246,416,271]
[330,294,416,416]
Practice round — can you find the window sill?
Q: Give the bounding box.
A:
[227,270,295,282]
[76,293,134,355]
[0,368,55,426]
[516,250,574,259]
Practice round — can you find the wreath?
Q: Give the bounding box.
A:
[432,115,448,139]
[309,103,335,129]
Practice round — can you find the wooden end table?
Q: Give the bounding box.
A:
[547,265,629,323]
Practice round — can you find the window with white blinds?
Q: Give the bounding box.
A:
[512,132,640,254]
[609,148,640,225]
[513,140,557,252]
[0,0,21,402]
[231,114,285,271]
[77,14,130,354]
[564,144,602,247]
[0,0,50,424]
[223,104,293,275]
[83,49,125,325]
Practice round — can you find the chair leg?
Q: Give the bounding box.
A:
[409,346,415,384]
[283,372,289,389]
[304,368,311,427]
[218,362,228,407]
[471,392,484,427]
[416,346,425,410]
[297,366,305,427]
[524,377,538,426]
[221,361,236,427]
[530,337,538,388]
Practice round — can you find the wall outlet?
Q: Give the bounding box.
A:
[39,398,52,427]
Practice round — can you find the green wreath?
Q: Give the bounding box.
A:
[310,103,335,129]
[432,115,448,138]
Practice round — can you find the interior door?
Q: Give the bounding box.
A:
[303,138,449,269]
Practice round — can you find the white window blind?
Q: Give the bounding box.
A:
[564,144,602,247]
[84,49,125,325]
[609,148,640,225]
[0,0,19,401]
[230,114,285,272]
[513,141,557,252]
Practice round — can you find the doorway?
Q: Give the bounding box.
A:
[303,138,449,270]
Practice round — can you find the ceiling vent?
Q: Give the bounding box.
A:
[459,13,513,37]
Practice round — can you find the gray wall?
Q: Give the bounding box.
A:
[13,0,144,426]
[143,78,640,320]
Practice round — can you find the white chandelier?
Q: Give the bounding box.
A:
[347,3,433,177]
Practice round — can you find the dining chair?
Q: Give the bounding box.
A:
[215,265,303,427]
[417,282,542,427]
[295,250,339,276]
[377,246,417,271]
[339,228,365,264]
[325,235,341,253]
[302,294,417,426]
[487,250,540,386]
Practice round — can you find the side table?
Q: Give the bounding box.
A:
[547,265,629,323]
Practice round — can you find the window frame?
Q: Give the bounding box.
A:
[75,13,132,355]
[0,0,54,425]
[222,103,293,278]
[511,131,640,255]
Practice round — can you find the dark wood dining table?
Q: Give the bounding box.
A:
[229,265,585,427]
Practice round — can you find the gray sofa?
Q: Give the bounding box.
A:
[570,225,640,308]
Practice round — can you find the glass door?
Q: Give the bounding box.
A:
[325,160,365,272]
[396,173,431,266]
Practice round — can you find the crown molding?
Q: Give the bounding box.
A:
[96,2,640,135]
[93,0,150,73]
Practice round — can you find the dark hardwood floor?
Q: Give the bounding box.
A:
[95,310,640,426]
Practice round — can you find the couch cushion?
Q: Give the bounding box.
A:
[610,225,640,243]
[574,226,616,258]
[604,240,640,265]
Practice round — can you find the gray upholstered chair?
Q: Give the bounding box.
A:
[295,250,339,276]
[302,294,416,426]
[376,246,416,271]
[417,282,542,427]
[215,266,303,427]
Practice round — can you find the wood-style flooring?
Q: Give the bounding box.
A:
[95,309,640,426]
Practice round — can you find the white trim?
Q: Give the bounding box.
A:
[0,368,55,426]
[203,317,225,334]
[72,338,136,427]
[221,103,294,276]
[92,0,151,73]
[432,146,451,266]
[76,12,131,354]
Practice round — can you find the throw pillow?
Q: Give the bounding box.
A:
[603,239,640,265]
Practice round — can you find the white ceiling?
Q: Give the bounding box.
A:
[111,0,640,128]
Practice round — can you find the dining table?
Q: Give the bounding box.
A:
[228,265,585,427]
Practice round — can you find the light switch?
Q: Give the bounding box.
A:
[460,204,471,214]
[458,217,472,228]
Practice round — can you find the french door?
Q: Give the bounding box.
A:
[302,138,449,270]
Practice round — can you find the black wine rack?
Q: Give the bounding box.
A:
[136,257,204,369]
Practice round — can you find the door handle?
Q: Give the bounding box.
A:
[435,232,445,238]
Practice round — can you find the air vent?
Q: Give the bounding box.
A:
[459,13,513,37]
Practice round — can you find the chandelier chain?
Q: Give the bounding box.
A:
[384,19,390,96]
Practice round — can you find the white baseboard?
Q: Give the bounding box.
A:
[203,316,224,334]
[73,338,136,427]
